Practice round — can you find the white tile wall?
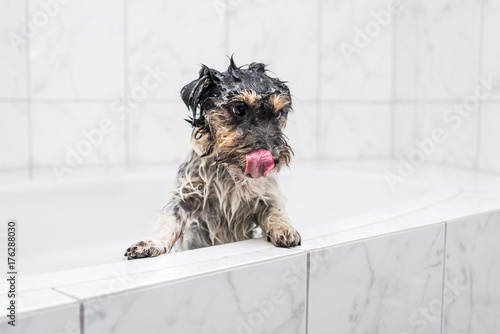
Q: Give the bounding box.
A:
[392,105,415,160]
[80,254,307,334]
[443,211,500,333]
[229,0,319,101]
[128,102,192,165]
[0,103,30,170]
[320,0,392,101]
[483,0,500,101]
[320,103,391,159]
[393,0,417,102]
[479,105,500,172]
[394,104,479,169]
[285,101,319,161]
[0,289,80,334]
[31,102,126,168]
[0,0,27,99]
[28,0,124,99]
[308,224,446,334]
[1,0,500,183]
[395,0,482,101]
[127,0,226,100]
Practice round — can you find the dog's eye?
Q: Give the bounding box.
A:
[232,105,246,116]
[276,110,283,119]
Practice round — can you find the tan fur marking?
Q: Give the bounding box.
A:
[269,94,290,111]
[235,90,258,106]
[206,108,245,167]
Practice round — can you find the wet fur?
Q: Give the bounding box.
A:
[125,58,300,260]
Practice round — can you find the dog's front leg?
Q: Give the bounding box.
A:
[124,200,188,260]
[259,198,301,248]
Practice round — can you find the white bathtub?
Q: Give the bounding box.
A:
[1,161,499,334]
[1,164,457,278]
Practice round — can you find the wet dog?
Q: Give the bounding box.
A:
[125,58,301,259]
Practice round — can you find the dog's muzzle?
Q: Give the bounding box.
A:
[245,149,275,178]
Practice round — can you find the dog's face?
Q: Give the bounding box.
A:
[181,58,293,179]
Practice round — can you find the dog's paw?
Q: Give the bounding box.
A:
[124,240,166,260]
[267,226,301,248]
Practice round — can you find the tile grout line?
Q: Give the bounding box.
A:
[305,252,311,334]
[414,2,420,105]
[316,0,322,162]
[26,0,33,181]
[0,98,183,103]
[50,287,85,334]
[224,0,230,57]
[439,222,448,334]
[4,98,500,104]
[406,5,422,154]
[80,303,85,334]
[390,6,397,159]
[123,0,130,170]
[476,0,485,172]
[411,2,420,155]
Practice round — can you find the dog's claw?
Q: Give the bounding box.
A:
[124,240,166,260]
[267,227,301,249]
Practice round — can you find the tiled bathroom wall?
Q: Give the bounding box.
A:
[304,210,500,333]
[308,224,446,333]
[0,0,499,183]
[393,0,500,173]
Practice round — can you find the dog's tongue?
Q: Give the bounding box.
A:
[245,149,275,179]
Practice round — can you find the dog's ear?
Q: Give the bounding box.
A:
[181,65,220,127]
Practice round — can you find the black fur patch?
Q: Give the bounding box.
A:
[181,56,290,129]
